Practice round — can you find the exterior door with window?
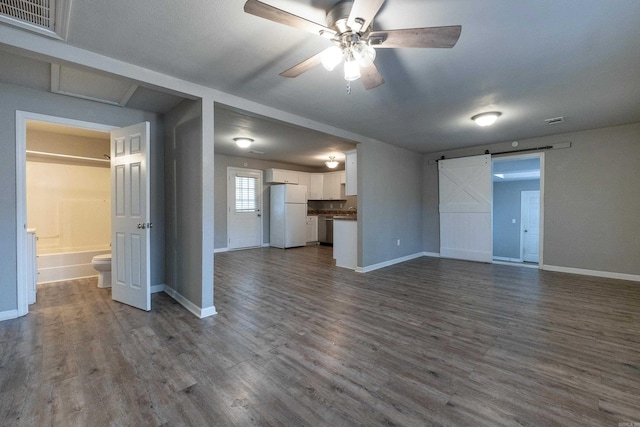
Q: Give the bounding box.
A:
[228,168,263,250]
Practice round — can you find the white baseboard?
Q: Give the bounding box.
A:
[150,284,165,294]
[262,243,270,247]
[163,286,217,318]
[357,252,424,273]
[0,309,19,322]
[542,265,640,282]
[214,247,228,253]
[422,251,441,258]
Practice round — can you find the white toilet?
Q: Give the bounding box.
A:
[92,253,112,288]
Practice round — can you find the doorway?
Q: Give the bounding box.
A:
[492,154,543,266]
[25,121,112,284]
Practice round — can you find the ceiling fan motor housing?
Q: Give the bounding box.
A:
[327,0,357,34]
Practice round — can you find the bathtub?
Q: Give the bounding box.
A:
[37,248,110,284]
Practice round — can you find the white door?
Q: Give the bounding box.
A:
[228,167,263,250]
[439,154,493,262]
[521,190,540,263]
[111,122,151,311]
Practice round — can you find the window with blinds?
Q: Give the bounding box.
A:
[235,176,258,213]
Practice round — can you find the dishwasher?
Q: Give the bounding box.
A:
[318,216,334,245]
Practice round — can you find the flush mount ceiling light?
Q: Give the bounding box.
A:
[472,112,502,127]
[325,156,339,168]
[234,137,253,148]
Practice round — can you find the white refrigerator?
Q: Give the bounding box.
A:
[270,184,307,248]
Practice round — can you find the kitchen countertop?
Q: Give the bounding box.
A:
[333,215,357,221]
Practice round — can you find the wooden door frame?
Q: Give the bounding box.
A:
[15,111,117,317]
[226,167,264,251]
[491,152,545,268]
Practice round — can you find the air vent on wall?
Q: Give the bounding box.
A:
[0,0,71,40]
[544,116,565,125]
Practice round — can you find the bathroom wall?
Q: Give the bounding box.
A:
[26,130,111,254]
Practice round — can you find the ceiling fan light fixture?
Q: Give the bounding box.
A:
[321,46,343,71]
[343,52,361,81]
[353,42,376,68]
[472,112,502,127]
[325,156,339,168]
[234,137,253,148]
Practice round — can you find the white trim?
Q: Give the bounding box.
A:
[0,309,19,322]
[357,252,424,273]
[493,256,523,263]
[542,265,640,282]
[422,251,441,258]
[150,284,165,294]
[214,247,229,253]
[15,111,118,319]
[163,286,217,318]
[262,243,270,248]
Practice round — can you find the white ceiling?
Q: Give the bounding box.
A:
[2,0,640,159]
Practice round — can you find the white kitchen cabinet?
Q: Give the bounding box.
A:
[333,219,357,269]
[322,171,343,200]
[265,168,299,184]
[305,215,318,242]
[308,173,324,200]
[339,170,346,184]
[344,150,357,196]
[298,172,310,192]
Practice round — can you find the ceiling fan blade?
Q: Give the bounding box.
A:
[360,63,385,90]
[369,26,462,48]
[348,0,385,31]
[244,0,335,37]
[280,51,325,78]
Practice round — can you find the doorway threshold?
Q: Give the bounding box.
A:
[493,259,539,269]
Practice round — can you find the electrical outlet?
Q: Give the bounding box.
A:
[512,219,516,224]
[397,239,400,246]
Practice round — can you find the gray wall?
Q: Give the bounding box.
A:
[423,122,640,276]
[493,179,540,259]
[213,154,321,249]
[164,99,205,305]
[359,140,423,267]
[0,82,164,314]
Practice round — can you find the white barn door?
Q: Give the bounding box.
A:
[439,154,492,262]
[111,122,151,311]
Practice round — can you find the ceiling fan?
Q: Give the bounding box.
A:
[244,0,461,90]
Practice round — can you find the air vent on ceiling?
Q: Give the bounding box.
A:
[0,0,71,40]
[544,116,565,125]
[249,150,265,155]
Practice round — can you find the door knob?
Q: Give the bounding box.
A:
[524,229,528,232]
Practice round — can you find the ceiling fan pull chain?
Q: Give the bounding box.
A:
[346,81,351,94]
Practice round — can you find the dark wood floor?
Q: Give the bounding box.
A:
[1,245,639,426]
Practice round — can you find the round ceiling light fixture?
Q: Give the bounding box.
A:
[471,112,502,127]
[325,156,339,168]
[234,137,253,148]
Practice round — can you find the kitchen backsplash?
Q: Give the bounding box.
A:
[308,195,357,214]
